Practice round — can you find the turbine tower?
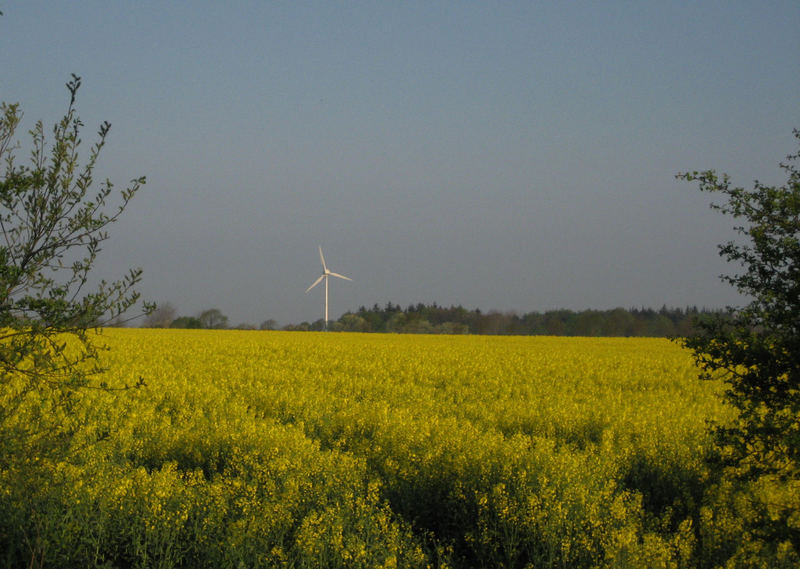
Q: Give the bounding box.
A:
[305,246,352,329]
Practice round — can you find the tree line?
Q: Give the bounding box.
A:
[328,303,720,336]
[147,302,724,337]
[142,303,278,331]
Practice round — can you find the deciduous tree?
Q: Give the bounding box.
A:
[143,301,176,328]
[0,75,151,462]
[198,308,228,329]
[678,130,800,564]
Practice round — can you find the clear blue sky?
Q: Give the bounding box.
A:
[2,1,798,326]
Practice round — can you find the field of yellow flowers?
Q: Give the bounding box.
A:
[1,329,740,568]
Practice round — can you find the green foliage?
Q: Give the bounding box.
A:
[338,303,712,336]
[0,75,150,465]
[197,308,228,329]
[678,130,800,564]
[170,316,202,329]
[169,309,229,329]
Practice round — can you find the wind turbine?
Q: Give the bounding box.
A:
[305,246,352,329]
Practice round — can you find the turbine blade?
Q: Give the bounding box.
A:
[328,272,352,281]
[318,246,328,272]
[305,274,325,293]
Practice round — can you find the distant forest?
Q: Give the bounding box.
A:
[282,303,723,337]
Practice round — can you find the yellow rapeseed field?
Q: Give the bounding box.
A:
[2,329,740,568]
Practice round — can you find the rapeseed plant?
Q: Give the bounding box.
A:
[0,329,749,568]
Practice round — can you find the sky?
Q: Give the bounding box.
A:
[2,2,799,327]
